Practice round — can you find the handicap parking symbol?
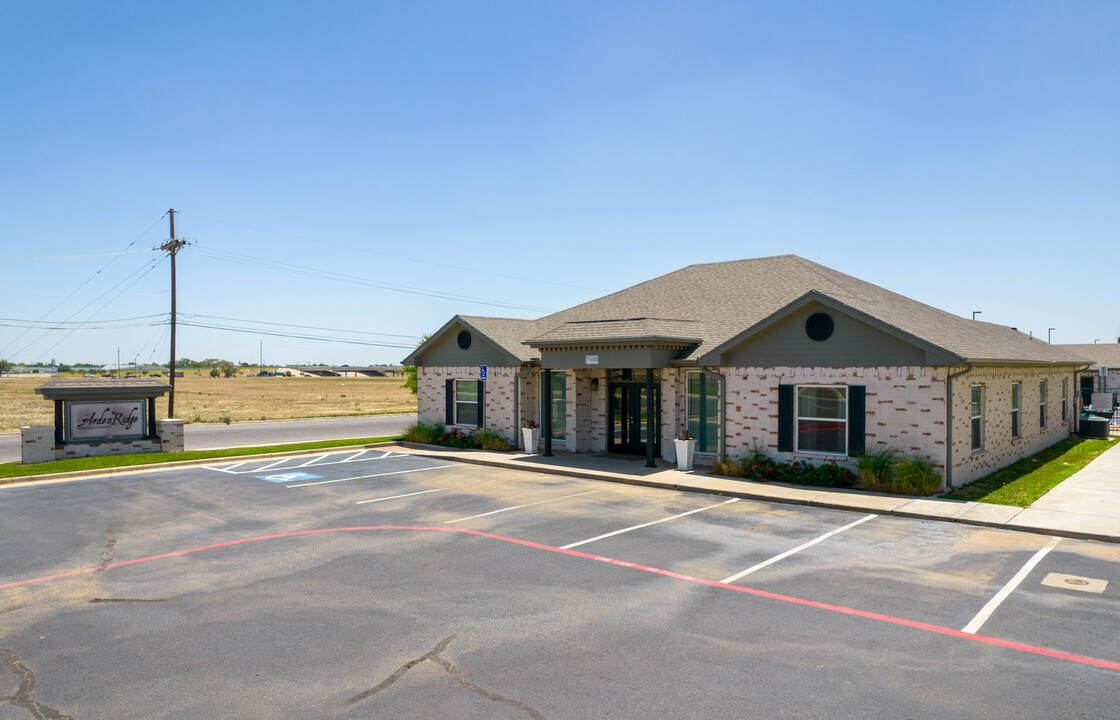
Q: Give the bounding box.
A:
[256,472,322,483]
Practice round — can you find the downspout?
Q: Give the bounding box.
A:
[944,362,974,490]
[701,367,726,459]
[513,364,533,448]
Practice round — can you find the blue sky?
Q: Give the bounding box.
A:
[1,1,1117,367]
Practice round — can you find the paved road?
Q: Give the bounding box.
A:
[0,414,416,463]
[2,453,1117,718]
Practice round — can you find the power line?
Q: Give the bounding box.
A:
[0,313,167,326]
[177,321,416,349]
[0,249,154,261]
[190,246,555,313]
[0,214,166,358]
[181,313,421,338]
[183,211,600,292]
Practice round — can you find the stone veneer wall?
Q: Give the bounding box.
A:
[949,366,1076,486]
[719,366,947,474]
[21,419,185,464]
[417,365,521,442]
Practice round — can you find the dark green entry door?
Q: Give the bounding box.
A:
[608,381,660,456]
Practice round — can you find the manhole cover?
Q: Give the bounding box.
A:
[1041,573,1108,594]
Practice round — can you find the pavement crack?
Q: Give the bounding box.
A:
[0,648,74,720]
[97,524,116,569]
[346,634,544,719]
[87,597,180,603]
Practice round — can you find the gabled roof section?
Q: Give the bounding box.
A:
[402,315,540,366]
[526,318,702,347]
[697,291,963,366]
[1057,344,1120,369]
[532,255,1089,365]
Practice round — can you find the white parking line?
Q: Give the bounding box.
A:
[356,489,444,505]
[961,536,1062,634]
[560,498,740,550]
[296,455,327,467]
[208,461,247,474]
[206,450,404,474]
[285,464,457,487]
[341,450,368,463]
[254,457,295,472]
[720,513,877,584]
[443,490,601,524]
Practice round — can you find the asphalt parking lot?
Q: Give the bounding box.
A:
[2,449,1119,719]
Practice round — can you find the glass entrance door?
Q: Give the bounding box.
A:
[607,380,660,456]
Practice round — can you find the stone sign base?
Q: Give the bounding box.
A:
[21,419,185,464]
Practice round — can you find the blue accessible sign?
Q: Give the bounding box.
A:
[256,472,322,483]
[480,365,488,380]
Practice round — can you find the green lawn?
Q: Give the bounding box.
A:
[0,435,403,481]
[941,436,1119,507]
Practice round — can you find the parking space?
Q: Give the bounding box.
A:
[3,454,1120,717]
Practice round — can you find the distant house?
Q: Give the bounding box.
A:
[1057,344,1120,406]
[284,366,386,378]
[404,256,1089,490]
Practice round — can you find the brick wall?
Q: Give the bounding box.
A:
[417,365,522,442]
[158,419,185,452]
[950,366,1076,486]
[719,366,947,472]
[20,425,56,464]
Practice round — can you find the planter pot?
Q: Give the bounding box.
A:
[521,427,541,454]
[674,438,696,471]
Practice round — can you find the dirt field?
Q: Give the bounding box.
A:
[0,374,416,433]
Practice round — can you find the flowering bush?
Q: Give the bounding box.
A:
[711,453,856,488]
[403,422,515,451]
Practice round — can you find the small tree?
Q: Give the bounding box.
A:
[401,334,430,395]
[218,360,238,378]
[0,359,12,377]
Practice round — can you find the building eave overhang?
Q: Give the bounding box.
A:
[402,315,525,366]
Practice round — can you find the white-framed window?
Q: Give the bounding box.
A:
[455,379,479,426]
[1010,382,1020,440]
[1062,378,1068,422]
[971,385,983,453]
[795,385,847,455]
[686,371,720,453]
[1039,379,1047,430]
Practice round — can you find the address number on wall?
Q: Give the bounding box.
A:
[585,355,599,365]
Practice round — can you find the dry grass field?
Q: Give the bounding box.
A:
[0,374,416,433]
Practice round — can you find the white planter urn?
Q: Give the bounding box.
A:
[522,427,541,454]
[674,438,696,471]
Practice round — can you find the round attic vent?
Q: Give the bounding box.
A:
[457,330,472,350]
[805,313,834,342]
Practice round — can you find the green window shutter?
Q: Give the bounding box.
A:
[445,379,454,425]
[848,385,866,457]
[477,380,485,428]
[777,384,794,452]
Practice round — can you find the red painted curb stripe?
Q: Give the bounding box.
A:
[4,525,1119,672]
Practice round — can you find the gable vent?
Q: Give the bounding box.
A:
[457,330,472,350]
[805,313,834,342]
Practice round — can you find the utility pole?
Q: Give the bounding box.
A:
[161,209,187,418]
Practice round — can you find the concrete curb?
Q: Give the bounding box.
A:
[389,443,1120,544]
[0,441,400,487]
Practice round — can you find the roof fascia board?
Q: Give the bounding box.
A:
[402,315,522,366]
[697,291,964,366]
[527,335,702,349]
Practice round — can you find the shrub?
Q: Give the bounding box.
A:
[856,446,899,493]
[403,422,442,444]
[475,428,516,452]
[711,456,746,477]
[892,456,942,496]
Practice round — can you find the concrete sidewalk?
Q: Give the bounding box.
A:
[387,441,1120,544]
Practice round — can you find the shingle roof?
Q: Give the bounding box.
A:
[527,318,703,345]
[1057,344,1120,369]
[446,256,1091,366]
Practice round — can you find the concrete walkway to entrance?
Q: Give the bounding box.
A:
[388,441,1120,544]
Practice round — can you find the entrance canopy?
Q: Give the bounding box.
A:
[525,318,701,369]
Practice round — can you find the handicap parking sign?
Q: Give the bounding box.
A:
[256,472,322,483]
[480,365,488,380]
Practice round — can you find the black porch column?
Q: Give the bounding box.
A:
[54,400,64,446]
[148,397,157,439]
[645,368,656,468]
[543,368,553,457]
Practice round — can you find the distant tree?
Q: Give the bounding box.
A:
[58,364,73,373]
[401,334,430,395]
[0,359,12,376]
[209,368,221,378]
[218,360,238,378]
